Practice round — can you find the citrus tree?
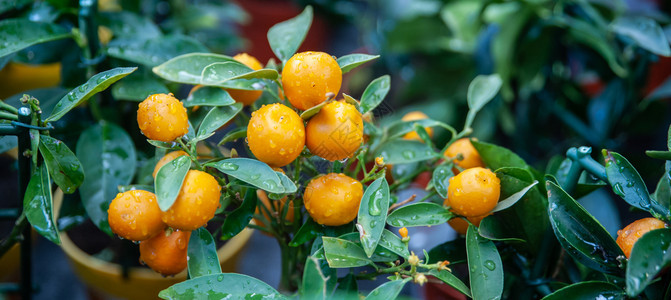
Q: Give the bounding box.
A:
[2,3,671,300]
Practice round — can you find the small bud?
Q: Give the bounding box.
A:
[414,273,427,286]
[408,251,420,266]
[375,156,385,168]
[230,148,239,158]
[437,260,451,272]
[398,227,408,238]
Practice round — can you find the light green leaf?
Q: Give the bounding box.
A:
[267,6,313,63]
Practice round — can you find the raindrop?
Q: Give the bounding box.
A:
[484,260,496,271]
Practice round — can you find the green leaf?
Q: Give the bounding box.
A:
[626,228,671,296]
[220,189,256,240]
[364,279,409,300]
[334,273,359,300]
[477,216,526,243]
[378,229,409,259]
[542,281,624,300]
[547,181,624,274]
[653,161,671,210]
[427,239,467,264]
[187,228,221,278]
[301,256,334,300]
[322,237,373,268]
[147,140,180,150]
[0,0,31,14]
[432,164,454,198]
[111,74,169,102]
[201,62,278,84]
[24,163,60,244]
[428,269,471,298]
[491,181,538,213]
[76,122,136,236]
[158,273,286,300]
[466,225,503,300]
[195,103,242,140]
[46,67,137,122]
[337,54,380,73]
[357,177,390,258]
[465,74,502,129]
[471,140,527,170]
[0,19,71,57]
[183,86,235,107]
[106,34,210,67]
[377,140,438,165]
[300,99,331,120]
[646,150,671,160]
[267,6,313,63]
[39,135,84,194]
[218,127,247,145]
[290,218,323,247]
[155,155,190,211]
[206,158,297,194]
[359,75,390,114]
[387,203,453,227]
[338,233,398,262]
[611,16,670,57]
[152,53,258,90]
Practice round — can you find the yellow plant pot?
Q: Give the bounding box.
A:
[55,190,254,299]
[0,62,61,99]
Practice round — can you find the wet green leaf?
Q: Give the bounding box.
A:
[152,53,260,90]
[542,281,624,300]
[267,6,313,63]
[206,158,297,194]
[220,189,256,240]
[183,86,235,107]
[0,19,71,57]
[290,218,323,247]
[300,99,332,120]
[491,181,538,213]
[301,256,335,300]
[337,54,380,73]
[334,273,359,300]
[364,279,409,300]
[378,229,409,259]
[155,155,190,211]
[158,273,286,300]
[322,237,372,268]
[338,233,398,262]
[24,163,60,244]
[653,161,671,210]
[218,127,247,145]
[432,164,454,198]
[377,140,438,165]
[195,103,242,140]
[359,75,390,114]
[201,62,278,84]
[187,228,221,278]
[39,135,84,194]
[106,34,209,67]
[98,12,161,40]
[465,74,502,129]
[478,216,526,243]
[611,16,670,57]
[471,140,527,170]
[626,228,671,296]
[547,181,624,274]
[466,225,503,300]
[47,67,136,122]
[646,150,671,160]
[76,122,136,236]
[387,203,453,227]
[428,269,471,298]
[357,177,390,258]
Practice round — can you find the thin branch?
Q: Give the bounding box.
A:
[388,194,417,213]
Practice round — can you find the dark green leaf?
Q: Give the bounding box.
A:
[338,233,398,263]
[24,163,60,244]
[465,74,502,129]
[427,239,467,264]
[387,203,453,227]
[147,140,180,150]
[206,158,297,194]
[221,189,256,240]
[646,150,671,160]
[478,216,526,243]
[471,140,527,170]
[184,86,235,107]
[158,273,286,300]
[432,164,454,198]
[201,62,278,84]
[267,6,313,63]
[378,229,409,259]
[0,0,31,14]
[111,74,169,101]
[218,127,247,145]
[300,99,331,120]
[196,103,242,140]
[653,161,671,210]
[491,181,538,213]
[187,228,221,278]
[428,269,471,298]
[0,19,71,57]
[547,181,624,274]
[334,273,359,300]
[290,217,323,247]
[364,279,409,300]
[77,122,137,236]
[337,54,380,73]
[106,35,209,67]
[611,16,670,57]
[39,135,84,194]
[626,228,671,296]
[542,281,624,300]
[604,150,666,216]
[155,155,190,211]
[357,177,390,257]
[377,140,438,165]
[322,237,372,268]
[359,75,390,114]
[466,225,503,300]
[47,67,137,122]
